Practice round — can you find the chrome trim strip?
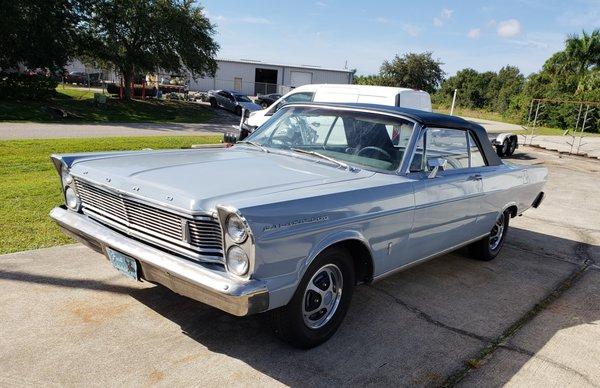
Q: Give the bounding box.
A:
[50,206,269,316]
[373,233,489,281]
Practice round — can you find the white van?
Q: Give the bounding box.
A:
[243,84,432,131]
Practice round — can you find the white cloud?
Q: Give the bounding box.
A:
[441,8,454,19]
[433,8,453,27]
[372,17,390,24]
[205,12,272,25]
[315,1,327,7]
[238,16,272,25]
[403,24,421,37]
[467,28,481,39]
[497,19,521,38]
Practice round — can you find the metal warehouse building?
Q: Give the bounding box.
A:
[188,58,353,96]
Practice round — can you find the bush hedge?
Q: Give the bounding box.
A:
[0,73,58,100]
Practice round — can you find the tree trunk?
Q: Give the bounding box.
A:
[122,68,133,100]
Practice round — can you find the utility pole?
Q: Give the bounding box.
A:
[450,89,458,115]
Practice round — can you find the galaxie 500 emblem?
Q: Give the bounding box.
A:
[263,216,329,232]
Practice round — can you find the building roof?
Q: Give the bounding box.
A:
[216,58,351,73]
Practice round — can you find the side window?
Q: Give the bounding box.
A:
[272,92,314,112]
[283,92,314,104]
[410,128,470,171]
[427,128,469,169]
[468,132,487,167]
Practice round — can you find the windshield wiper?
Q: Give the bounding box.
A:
[290,148,349,170]
[238,140,269,153]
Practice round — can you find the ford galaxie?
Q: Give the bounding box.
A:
[50,103,547,348]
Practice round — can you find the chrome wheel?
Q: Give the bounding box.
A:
[489,213,506,251]
[302,264,343,329]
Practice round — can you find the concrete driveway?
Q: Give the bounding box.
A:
[1,148,599,386]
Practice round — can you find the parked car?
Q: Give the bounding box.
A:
[240,84,520,156]
[50,102,546,348]
[242,84,433,132]
[208,89,262,116]
[63,71,102,86]
[254,93,282,109]
[490,133,519,157]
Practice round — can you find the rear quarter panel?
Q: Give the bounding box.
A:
[478,163,548,231]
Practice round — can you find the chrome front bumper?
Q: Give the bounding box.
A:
[50,207,269,316]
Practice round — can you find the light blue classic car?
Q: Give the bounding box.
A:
[50,103,547,348]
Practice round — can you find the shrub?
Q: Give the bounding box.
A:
[0,73,58,100]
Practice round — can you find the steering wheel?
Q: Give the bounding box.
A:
[357,146,392,162]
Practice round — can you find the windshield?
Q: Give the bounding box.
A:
[234,94,252,103]
[244,106,416,172]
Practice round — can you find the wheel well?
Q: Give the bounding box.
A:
[505,205,518,218]
[328,239,374,284]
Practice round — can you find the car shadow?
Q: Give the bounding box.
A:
[123,226,598,386]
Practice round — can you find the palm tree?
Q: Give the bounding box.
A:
[564,29,600,92]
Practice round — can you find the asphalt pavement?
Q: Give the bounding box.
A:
[1,147,599,386]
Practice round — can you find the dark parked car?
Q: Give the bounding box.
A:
[255,93,282,109]
[64,72,102,86]
[208,90,262,116]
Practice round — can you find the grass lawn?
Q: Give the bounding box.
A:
[432,104,519,124]
[0,135,220,254]
[433,104,600,137]
[0,86,213,123]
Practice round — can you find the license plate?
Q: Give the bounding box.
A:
[106,248,138,280]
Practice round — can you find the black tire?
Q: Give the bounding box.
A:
[469,210,510,261]
[271,246,355,349]
[261,102,269,109]
[507,138,517,156]
[497,139,509,157]
[235,106,242,116]
[209,98,217,108]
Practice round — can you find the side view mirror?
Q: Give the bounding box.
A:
[427,158,447,179]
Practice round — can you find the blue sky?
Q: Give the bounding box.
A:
[200,0,600,76]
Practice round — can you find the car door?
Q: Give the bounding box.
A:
[406,127,485,261]
[223,92,235,110]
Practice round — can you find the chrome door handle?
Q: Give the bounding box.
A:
[468,174,482,181]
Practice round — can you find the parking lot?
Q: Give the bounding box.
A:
[1,147,599,386]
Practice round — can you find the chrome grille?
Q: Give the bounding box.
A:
[74,178,223,258]
[188,219,223,249]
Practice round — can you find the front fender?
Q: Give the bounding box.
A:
[263,229,373,310]
[302,229,373,277]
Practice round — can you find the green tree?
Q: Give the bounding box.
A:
[489,66,525,112]
[78,0,218,99]
[353,74,393,86]
[379,52,445,93]
[564,29,600,91]
[0,0,81,71]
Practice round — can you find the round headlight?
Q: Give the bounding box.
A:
[65,186,80,210]
[61,169,73,187]
[226,246,249,276]
[226,214,247,243]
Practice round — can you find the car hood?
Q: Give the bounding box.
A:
[69,146,374,213]
[238,101,262,111]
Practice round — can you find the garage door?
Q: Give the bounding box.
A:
[290,71,312,87]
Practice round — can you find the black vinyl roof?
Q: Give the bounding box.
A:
[283,102,503,166]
